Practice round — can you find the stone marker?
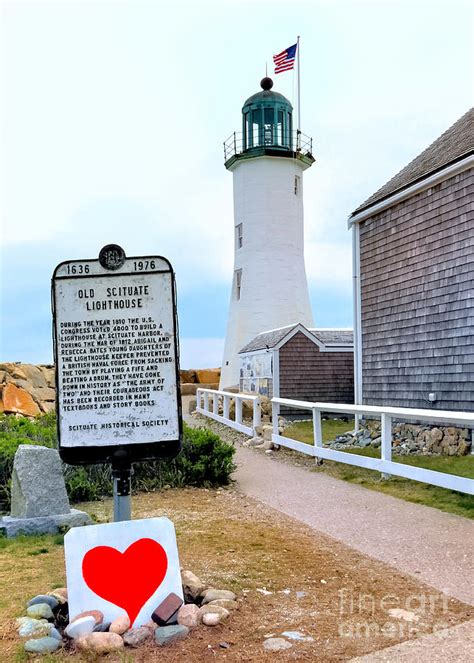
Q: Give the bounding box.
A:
[0,445,91,537]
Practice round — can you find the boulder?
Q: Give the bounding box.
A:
[109,614,130,634]
[196,369,221,384]
[10,445,70,518]
[2,383,40,416]
[180,370,197,383]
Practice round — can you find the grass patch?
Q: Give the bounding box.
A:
[283,420,474,518]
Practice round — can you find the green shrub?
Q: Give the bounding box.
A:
[0,414,235,511]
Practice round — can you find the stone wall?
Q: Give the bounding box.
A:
[330,419,472,456]
[0,363,56,416]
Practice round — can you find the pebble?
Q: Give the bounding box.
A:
[24,637,61,654]
[155,624,189,645]
[388,608,419,622]
[27,594,59,610]
[71,609,104,625]
[65,615,96,639]
[177,604,200,628]
[281,630,314,641]
[26,603,54,620]
[201,589,236,604]
[75,632,124,654]
[207,599,238,611]
[263,637,292,651]
[123,626,152,647]
[110,613,131,634]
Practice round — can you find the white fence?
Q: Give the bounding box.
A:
[196,388,261,436]
[272,398,474,495]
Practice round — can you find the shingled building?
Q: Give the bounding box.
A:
[349,108,474,411]
[238,324,354,410]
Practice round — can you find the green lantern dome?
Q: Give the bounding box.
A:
[241,77,293,151]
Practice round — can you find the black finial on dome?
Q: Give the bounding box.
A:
[260,77,273,91]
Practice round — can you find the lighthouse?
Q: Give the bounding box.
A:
[219,77,315,389]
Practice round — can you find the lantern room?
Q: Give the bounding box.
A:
[223,77,314,169]
[242,76,293,150]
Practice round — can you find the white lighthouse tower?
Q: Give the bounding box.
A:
[220,77,315,389]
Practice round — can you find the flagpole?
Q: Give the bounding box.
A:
[297,35,301,132]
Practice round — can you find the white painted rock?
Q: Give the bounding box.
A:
[264,637,292,651]
[65,615,96,639]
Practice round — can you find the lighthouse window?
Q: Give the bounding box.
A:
[252,110,261,147]
[236,223,243,248]
[235,269,242,300]
[264,108,274,145]
[277,110,284,145]
[294,175,300,195]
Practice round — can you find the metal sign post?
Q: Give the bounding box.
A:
[52,245,182,522]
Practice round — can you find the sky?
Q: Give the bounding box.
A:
[1,0,472,368]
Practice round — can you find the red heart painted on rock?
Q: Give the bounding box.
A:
[82,538,168,625]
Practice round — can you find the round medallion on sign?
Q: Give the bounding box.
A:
[99,244,126,271]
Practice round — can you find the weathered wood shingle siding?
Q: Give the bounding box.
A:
[279,332,354,413]
[360,168,474,410]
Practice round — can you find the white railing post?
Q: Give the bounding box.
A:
[235,397,242,425]
[213,393,219,415]
[196,389,201,410]
[223,395,230,420]
[313,408,323,464]
[381,413,392,479]
[272,400,279,436]
[252,397,261,435]
[203,391,209,413]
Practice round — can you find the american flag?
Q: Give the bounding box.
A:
[273,43,297,74]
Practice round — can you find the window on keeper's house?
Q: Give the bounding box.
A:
[235,269,242,300]
[236,223,243,248]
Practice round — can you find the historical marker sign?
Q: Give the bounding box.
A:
[52,247,182,465]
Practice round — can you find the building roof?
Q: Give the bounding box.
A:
[238,324,353,353]
[351,108,474,215]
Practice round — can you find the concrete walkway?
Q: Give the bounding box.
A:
[232,444,474,606]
